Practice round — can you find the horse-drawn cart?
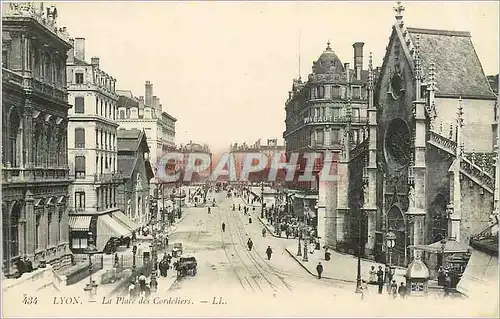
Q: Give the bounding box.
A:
[174,256,198,277]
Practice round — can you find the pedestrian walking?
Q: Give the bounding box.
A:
[165,235,169,247]
[360,280,368,300]
[114,253,119,268]
[222,222,226,232]
[443,272,452,297]
[390,280,398,299]
[266,246,273,260]
[128,281,136,298]
[369,265,377,284]
[208,207,211,214]
[247,238,253,251]
[377,266,384,294]
[398,282,407,299]
[316,262,323,279]
[238,204,241,211]
[262,227,266,237]
[138,273,147,293]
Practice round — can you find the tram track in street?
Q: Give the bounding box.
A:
[215,193,256,293]
[228,209,294,292]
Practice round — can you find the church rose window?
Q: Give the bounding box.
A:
[384,118,411,170]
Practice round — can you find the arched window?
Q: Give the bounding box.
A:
[9,110,21,167]
[10,202,21,258]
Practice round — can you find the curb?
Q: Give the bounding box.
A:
[285,248,356,284]
[257,217,280,238]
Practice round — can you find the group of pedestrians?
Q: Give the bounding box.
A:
[364,265,407,299]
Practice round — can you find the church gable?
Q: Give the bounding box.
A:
[407,28,495,98]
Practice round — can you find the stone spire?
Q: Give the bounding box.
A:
[414,35,423,81]
[394,1,405,21]
[450,97,464,241]
[367,52,373,91]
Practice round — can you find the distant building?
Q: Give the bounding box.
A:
[116,83,177,201]
[66,38,138,255]
[116,82,177,168]
[117,129,154,226]
[177,141,212,184]
[487,74,498,94]
[229,138,286,183]
[2,3,73,274]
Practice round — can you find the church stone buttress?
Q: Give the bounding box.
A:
[363,52,378,256]
[407,33,427,255]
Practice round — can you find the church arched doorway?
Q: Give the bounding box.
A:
[430,194,448,243]
[387,205,408,266]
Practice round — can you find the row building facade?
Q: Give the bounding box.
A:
[2,3,73,274]
[66,38,140,255]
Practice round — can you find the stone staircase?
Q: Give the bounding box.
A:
[428,130,495,194]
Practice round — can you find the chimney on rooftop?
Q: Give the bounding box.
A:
[344,63,350,84]
[91,57,100,68]
[74,37,85,61]
[139,96,144,109]
[145,81,153,106]
[353,42,364,80]
[67,38,75,64]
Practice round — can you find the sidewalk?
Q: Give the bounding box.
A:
[284,242,407,284]
[64,208,193,297]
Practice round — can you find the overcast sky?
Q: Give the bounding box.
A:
[53,1,499,152]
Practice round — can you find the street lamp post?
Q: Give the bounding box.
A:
[297,233,302,256]
[355,213,363,293]
[132,244,137,275]
[83,231,98,300]
[261,182,264,219]
[386,230,396,269]
[440,238,447,268]
[150,230,158,292]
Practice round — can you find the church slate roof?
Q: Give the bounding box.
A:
[117,156,137,179]
[117,129,144,152]
[406,28,496,98]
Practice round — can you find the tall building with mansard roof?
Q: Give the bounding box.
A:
[283,40,370,247]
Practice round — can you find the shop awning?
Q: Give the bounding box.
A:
[68,215,92,231]
[96,214,131,251]
[111,211,141,232]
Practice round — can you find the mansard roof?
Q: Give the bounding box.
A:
[406,27,496,98]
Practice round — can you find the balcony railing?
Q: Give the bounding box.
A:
[93,172,124,183]
[2,68,68,102]
[2,166,70,184]
[2,68,23,86]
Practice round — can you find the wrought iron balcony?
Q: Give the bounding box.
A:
[93,172,123,183]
